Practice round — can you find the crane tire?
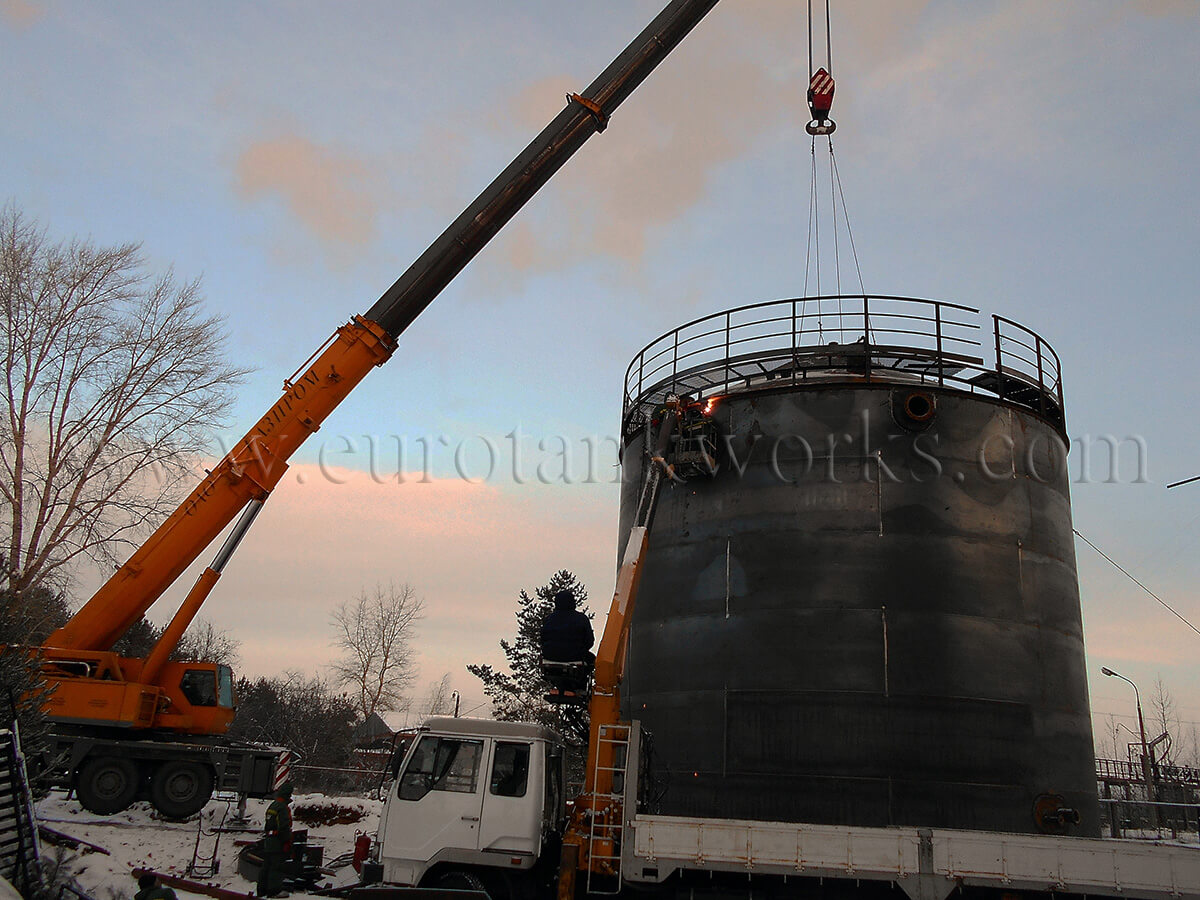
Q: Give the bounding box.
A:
[77,756,140,815]
[150,760,214,819]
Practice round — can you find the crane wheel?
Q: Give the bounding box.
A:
[150,760,214,819]
[77,756,140,815]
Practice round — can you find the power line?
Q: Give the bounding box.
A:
[1167,473,1200,489]
[1074,528,1200,638]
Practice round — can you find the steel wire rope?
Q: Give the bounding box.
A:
[807,0,813,80]
[824,0,833,73]
[802,136,817,315]
[804,136,824,340]
[828,136,844,334]
[1074,528,1200,638]
[829,141,867,296]
[829,140,872,342]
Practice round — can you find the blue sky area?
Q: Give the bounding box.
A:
[3,1,1198,738]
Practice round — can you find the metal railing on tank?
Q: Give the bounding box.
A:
[621,295,1065,438]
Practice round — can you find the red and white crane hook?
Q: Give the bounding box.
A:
[806,0,836,135]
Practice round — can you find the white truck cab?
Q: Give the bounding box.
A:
[375,717,566,890]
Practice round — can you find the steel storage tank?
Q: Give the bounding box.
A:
[618,295,1099,837]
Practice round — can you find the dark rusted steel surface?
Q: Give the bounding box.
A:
[620,300,1097,837]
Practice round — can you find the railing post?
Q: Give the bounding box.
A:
[791,300,797,386]
[1035,334,1046,416]
[725,311,731,395]
[934,303,944,387]
[993,316,1004,401]
[1057,368,1065,424]
[672,330,679,395]
[863,296,872,382]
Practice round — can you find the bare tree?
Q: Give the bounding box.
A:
[330,582,424,721]
[0,204,248,596]
[1150,675,1180,766]
[412,672,455,720]
[1095,712,1122,761]
[175,618,242,667]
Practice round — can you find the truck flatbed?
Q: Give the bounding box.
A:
[627,814,1200,900]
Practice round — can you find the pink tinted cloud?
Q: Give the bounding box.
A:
[235,134,380,248]
[495,46,796,271]
[187,464,615,708]
[0,0,41,28]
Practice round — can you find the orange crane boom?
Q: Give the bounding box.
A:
[46,0,719,660]
[28,0,722,823]
[47,317,394,651]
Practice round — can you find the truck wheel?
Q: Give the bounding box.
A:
[433,869,489,895]
[77,756,139,815]
[150,761,214,819]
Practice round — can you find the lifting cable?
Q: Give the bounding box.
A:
[801,0,870,343]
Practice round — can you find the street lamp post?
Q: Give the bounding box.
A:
[1101,666,1158,831]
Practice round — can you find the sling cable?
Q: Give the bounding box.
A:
[801,0,867,343]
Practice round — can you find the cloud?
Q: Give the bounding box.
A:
[234,134,382,249]
[488,34,801,276]
[1131,0,1198,15]
[479,1,953,278]
[0,0,41,28]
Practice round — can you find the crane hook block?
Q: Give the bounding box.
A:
[806,67,836,135]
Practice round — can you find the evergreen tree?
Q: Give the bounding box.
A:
[467,570,592,777]
[0,584,70,758]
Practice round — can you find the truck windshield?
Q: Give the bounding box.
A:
[217,665,234,708]
[398,736,482,801]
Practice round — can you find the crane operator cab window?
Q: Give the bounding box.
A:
[179,669,218,707]
[216,664,234,707]
[178,666,233,708]
[398,736,482,801]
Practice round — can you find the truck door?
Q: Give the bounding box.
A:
[477,740,540,857]
[383,734,486,865]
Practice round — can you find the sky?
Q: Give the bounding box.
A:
[3,1,1199,742]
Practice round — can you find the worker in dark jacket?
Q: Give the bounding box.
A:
[257,783,294,898]
[134,874,177,900]
[541,590,595,663]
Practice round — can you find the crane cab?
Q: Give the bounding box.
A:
[374,717,566,890]
[42,651,236,735]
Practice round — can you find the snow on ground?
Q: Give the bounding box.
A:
[35,791,380,900]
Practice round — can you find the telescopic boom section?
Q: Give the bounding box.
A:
[365,0,720,338]
[47,318,394,651]
[585,407,679,795]
[46,0,720,654]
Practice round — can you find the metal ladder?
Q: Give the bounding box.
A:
[0,725,43,896]
[586,723,631,895]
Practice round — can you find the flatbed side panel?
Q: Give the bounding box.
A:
[935,828,1200,898]
[629,814,1200,900]
[629,816,923,879]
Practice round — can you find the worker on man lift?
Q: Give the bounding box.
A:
[540,590,595,700]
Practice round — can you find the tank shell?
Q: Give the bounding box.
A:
[620,383,1099,836]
